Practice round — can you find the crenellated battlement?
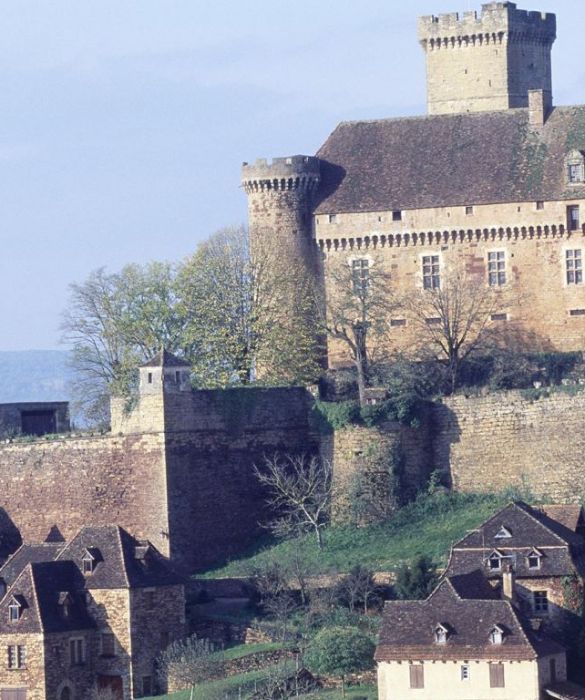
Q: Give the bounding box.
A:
[241,155,321,194]
[418,2,556,49]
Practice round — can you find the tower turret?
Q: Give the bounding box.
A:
[241,156,323,380]
[418,2,556,115]
[241,155,320,270]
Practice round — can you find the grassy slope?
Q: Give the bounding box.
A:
[200,490,519,578]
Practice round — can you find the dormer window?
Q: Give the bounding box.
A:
[8,597,22,623]
[495,526,512,539]
[82,548,100,575]
[489,625,505,645]
[434,624,449,644]
[527,548,543,570]
[565,150,585,184]
[488,550,504,571]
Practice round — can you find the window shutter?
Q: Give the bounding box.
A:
[410,664,424,688]
[490,663,505,688]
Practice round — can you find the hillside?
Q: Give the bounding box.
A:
[0,350,72,403]
[200,490,516,579]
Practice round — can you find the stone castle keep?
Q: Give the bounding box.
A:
[3,2,585,574]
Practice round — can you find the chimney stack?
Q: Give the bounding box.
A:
[502,563,516,604]
[529,89,551,128]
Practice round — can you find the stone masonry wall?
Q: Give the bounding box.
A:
[432,390,585,501]
[0,433,170,558]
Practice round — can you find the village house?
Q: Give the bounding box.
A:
[0,525,185,700]
[375,571,584,700]
[445,502,585,635]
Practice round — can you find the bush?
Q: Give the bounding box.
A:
[394,555,438,600]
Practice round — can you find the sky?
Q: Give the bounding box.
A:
[0,0,583,351]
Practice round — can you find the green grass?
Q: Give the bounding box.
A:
[199,490,519,578]
[221,641,286,661]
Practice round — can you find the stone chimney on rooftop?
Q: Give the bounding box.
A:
[502,563,516,604]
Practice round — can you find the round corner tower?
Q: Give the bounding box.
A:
[241,155,321,276]
[418,2,556,115]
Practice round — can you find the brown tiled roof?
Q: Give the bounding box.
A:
[446,502,584,581]
[56,525,184,589]
[0,562,94,634]
[315,106,585,214]
[140,349,190,368]
[547,681,585,700]
[0,543,65,592]
[375,577,563,663]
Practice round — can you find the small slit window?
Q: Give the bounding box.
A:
[147,372,153,384]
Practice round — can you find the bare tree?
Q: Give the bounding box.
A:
[156,635,223,690]
[405,264,508,393]
[255,455,332,550]
[318,254,398,405]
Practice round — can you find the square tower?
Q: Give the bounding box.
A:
[418,2,556,115]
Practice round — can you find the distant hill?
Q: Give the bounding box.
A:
[0,350,72,403]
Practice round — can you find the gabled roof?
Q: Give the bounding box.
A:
[56,525,183,589]
[140,349,190,368]
[0,562,94,634]
[0,543,65,593]
[375,576,563,663]
[446,502,584,580]
[315,106,585,214]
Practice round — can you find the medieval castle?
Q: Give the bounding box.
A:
[1,0,585,603]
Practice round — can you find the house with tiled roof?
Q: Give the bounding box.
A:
[445,501,585,634]
[0,526,185,700]
[376,572,568,700]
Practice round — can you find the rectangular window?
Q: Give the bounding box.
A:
[409,664,424,689]
[425,317,441,326]
[536,201,545,210]
[489,664,505,688]
[69,638,86,665]
[465,206,474,215]
[328,214,337,224]
[101,633,116,657]
[461,664,470,680]
[0,691,27,700]
[390,319,406,327]
[422,255,440,289]
[568,206,580,231]
[569,164,583,183]
[488,251,506,286]
[352,259,370,296]
[570,309,585,316]
[392,210,402,222]
[534,591,549,613]
[491,313,508,322]
[566,249,583,285]
[7,645,25,669]
[8,605,20,623]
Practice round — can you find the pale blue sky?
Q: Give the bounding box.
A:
[0,0,582,350]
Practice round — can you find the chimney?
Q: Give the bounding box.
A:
[502,564,516,604]
[529,89,551,128]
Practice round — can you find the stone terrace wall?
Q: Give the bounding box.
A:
[0,433,170,556]
[432,390,585,501]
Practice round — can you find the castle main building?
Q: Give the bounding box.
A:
[243,2,585,367]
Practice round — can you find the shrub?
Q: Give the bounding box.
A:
[394,555,438,600]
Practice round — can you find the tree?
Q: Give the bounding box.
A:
[304,626,375,697]
[61,262,189,424]
[156,635,223,690]
[404,265,506,393]
[319,254,398,406]
[333,565,381,614]
[394,555,438,600]
[254,454,332,550]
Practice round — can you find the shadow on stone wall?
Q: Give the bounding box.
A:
[0,508,22,563]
